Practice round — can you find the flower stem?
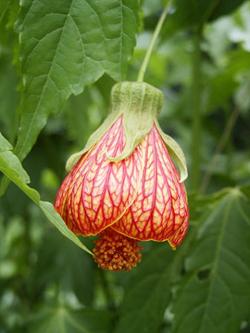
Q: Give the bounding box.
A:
[98,270,116,311]
[200,106,240,193]
[137,0,173,82]
[190,27,203,190]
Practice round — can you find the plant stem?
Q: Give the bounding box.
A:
[137,0,173,82]
[200,106,240,193]
[190,28,203,190]
[99,270,116,311]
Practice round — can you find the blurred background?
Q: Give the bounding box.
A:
[0,0,250,332]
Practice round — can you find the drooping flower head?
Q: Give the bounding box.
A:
[55,82,189,271]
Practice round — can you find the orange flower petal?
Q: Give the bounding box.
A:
[55,116,142,235]
[112,124,189,243]
[167,220,189,249]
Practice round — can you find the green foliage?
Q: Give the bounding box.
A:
[1,1,250,333]
[164,0,248,35]
[0,132,39,201]
[15,0,139,162]
[115,246,179,333]
[172,189,250,333]
[33,229,95,305]
[0,132,92,254]
[39,201,93,255]
[0,133,12,151]
[28,307,112,333]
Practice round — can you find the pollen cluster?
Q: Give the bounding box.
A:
[93,229,142,271]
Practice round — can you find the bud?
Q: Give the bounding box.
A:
[55,82,189,271]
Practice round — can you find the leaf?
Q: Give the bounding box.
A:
[0,132,12,152]
[235,73,250,112]
[0,132,39,202]
[0,0,10,22]
[0,0,19,48]
[33,229,95,306]
[39,201,93,255]
[172,188,250,333]
[210,0,248,21]
[15,0,139,162]
[0,133,92,255]
[27,306,112,333]
[164,0,247,35]
[0,0,14,24]
[115,246,176,333]
[0,58,19,142]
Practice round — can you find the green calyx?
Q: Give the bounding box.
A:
[66,81,163,170]
[66,81,188,183]
[111,81,163,118]
[109,81,163,161]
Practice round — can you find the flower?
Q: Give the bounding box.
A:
[55,82,189,271]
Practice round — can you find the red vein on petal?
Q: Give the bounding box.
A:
[113,125,189,243]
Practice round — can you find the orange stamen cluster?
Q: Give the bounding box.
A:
[93,229,141,271]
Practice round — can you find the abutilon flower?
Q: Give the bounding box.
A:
[55,82,189,272]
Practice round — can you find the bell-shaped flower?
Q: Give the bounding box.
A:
[55,82,189,271]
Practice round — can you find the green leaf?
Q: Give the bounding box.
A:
[15,0,139,162]
[0,0,14,24]
[27,306,112,333]
[33,229,95,306]
[172,188,250,333]
[0,0,19,49]
[0,132,92,255]
[0,132,12,152]
[235,73,250,112]
[39,201,93,256]
[0,132,39,202]
[115,246,176,333]
[0,58,19,142]
[0,0,10,22]
[0,151,35,196]
[210,0,248,21]
[164,0,247,35]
